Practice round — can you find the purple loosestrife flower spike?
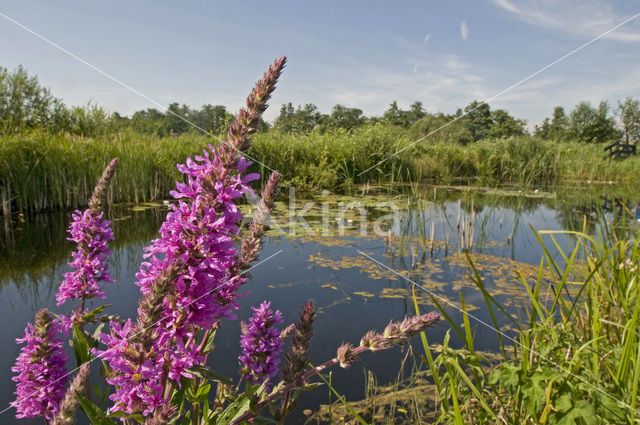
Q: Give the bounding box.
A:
[234,171,281,273]
[56,159,118,307]
[239,301,284,386]
[221,57,287,158]
[88,158,118,213]
[361,312,441,351]
[281,300,315,385]
[56,209,114,306]
[11,309,69,420]
[52,363,90,425]
[94,58,286,417]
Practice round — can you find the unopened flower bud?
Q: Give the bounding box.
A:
[336,343,357,368]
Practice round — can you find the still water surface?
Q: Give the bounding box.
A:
[1,185,637,424]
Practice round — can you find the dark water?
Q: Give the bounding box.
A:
[1,186,638,424]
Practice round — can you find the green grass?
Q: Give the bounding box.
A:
[416,210,640,424]
[1,126,639,214]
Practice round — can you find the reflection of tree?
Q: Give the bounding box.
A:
[430,189,551,215]
[421,184,639,239]
[554,196,638,236]
[0,205,166,288]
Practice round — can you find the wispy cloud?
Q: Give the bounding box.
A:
[486,63,640,129]
[326,36,486,114]
[460,20,469,40]
[491,0,640,42]
[423,33,431,44]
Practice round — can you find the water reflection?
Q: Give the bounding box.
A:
[0,204,166,290]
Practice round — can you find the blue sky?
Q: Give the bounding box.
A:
[1,0,639,127]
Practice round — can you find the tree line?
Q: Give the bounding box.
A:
[2,65,639,144]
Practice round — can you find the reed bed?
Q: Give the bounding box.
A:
[0,130,208,215]
[2,127,640,215]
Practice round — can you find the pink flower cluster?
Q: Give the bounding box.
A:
[95,320,164,415]
[56,209,114,306]
[11,310,69,420]
[95,148,259,415]
[239,301,284,386]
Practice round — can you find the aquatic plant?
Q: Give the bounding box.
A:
[10,57,441,425]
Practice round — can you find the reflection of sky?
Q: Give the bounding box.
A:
[0,193,635,424]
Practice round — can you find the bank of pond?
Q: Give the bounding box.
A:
[1,128,640,215]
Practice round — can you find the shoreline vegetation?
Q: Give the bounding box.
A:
[1,128,640,215]
[2,65,640,215]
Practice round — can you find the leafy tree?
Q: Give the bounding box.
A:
[383,101,411,127]
[616,97,640,144]
[131,108,166,135]
[50,99,73,134]
[548,106,569,141]
[68,103,111,136]
[408,114,474,145]
[460,100,491,141]
[534,118,551,139]
[488,109,526,138]
[164,103,192,135]
[568,101,619,143]
[329,104,365,130]
[0,65,55,132]
[534,106,569,141]
[274,103,325,133]
[408,101,427,126]
[193,104,233,135]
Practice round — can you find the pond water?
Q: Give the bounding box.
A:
[0,184,638,424]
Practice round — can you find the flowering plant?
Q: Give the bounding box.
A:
[10,57,440,425]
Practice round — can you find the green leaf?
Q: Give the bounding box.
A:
[554,393,572,413]
[172,378,188,411]
[194,383,211,404]
[107,410,146,422]
[92,322,105,342]
[186,365,232,385]
[72,324,90,366]
[489,363,520,391]
[200,329,217,354]
[82,304,111,322]
[213,393,253,425]
[553,400,597,425]
[76,392,117,425]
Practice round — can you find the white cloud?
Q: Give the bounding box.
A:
[460,20,469,40]
[423,33,431,44]
[324,37,486,116]
[491,0,640,42]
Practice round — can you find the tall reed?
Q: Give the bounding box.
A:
[3,128,640,215]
